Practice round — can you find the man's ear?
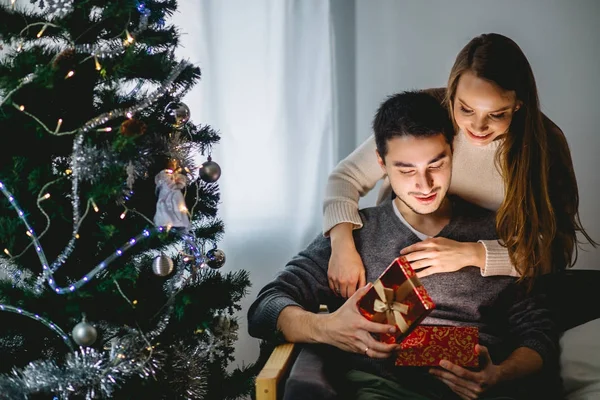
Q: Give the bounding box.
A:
[376,150,386,172]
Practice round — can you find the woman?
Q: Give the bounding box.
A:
[325,33,595,298]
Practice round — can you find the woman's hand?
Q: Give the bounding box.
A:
[328,223,367,298]
[400,237,485,278]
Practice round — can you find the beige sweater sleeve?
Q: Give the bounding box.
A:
[322,135,384,235]
[478,240,520,277]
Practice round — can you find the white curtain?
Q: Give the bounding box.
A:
[174,1,335,367]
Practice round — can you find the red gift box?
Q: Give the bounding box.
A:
[358,256,435,344]
[395,326,479,367]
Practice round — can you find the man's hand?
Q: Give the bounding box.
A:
[429,345,501,400]
[321,284,398,358]
[400,238,485,278]
[328,224,366,298]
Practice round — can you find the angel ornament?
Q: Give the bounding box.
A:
[153,168,190,230]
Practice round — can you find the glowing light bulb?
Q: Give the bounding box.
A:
[18,105,25,111]
[91,199,99,212]
[36,24,48,38]
[124,30,135,46]
[94,56,101,71]
[65,70,75,79]
[54,118,63,133]
[3,249,11,257]
[120,210,128,219]
[65,169,72,175]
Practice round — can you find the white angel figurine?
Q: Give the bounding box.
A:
[153,168,190,230]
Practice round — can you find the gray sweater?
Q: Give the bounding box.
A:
[248,197,557,380]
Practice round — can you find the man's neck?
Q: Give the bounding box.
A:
[394,196,453,237]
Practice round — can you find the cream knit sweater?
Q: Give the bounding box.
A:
[323,131,519,277]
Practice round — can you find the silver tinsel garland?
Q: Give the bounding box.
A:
[0,336,165,399]
[0,258,37,295]
[0,238,216,398]
[51,143,153,186]
[169,342,209,400]
[30,0,74,19]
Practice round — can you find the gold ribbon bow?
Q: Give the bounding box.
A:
[372,276,419,333]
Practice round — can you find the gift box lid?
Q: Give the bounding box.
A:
[358,256,435,343]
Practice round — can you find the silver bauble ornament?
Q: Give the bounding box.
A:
[206,248,226,269]
[152,254,174,276]
[164,102,191,128]
[213,314,232,335]
[199,157,221,183]
[72,319,97,347]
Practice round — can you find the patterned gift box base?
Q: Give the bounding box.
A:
[395,325,479,367]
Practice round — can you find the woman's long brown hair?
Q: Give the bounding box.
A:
[445,33,596,283]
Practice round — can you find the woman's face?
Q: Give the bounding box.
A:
[452,70,521,146]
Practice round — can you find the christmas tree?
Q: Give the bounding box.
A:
[0,1,257,398]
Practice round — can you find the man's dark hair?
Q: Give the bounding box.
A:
[373,90,454,160]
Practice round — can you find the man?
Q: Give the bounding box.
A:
[248,91,558,399]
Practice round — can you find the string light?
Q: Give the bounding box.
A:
[0,304,73,350]
[39,193,51,201]
[65,71,75,79]
[119,210,127,219]
[0,63,196,295]
[38,62,191,281]
[16,42,23,52]
[97,127,112,132]
[94,56,101,71]
[18,105,25,111]
[91,199,99,212]
[1,181,205,294]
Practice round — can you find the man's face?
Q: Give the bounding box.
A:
[377,134,452,215]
